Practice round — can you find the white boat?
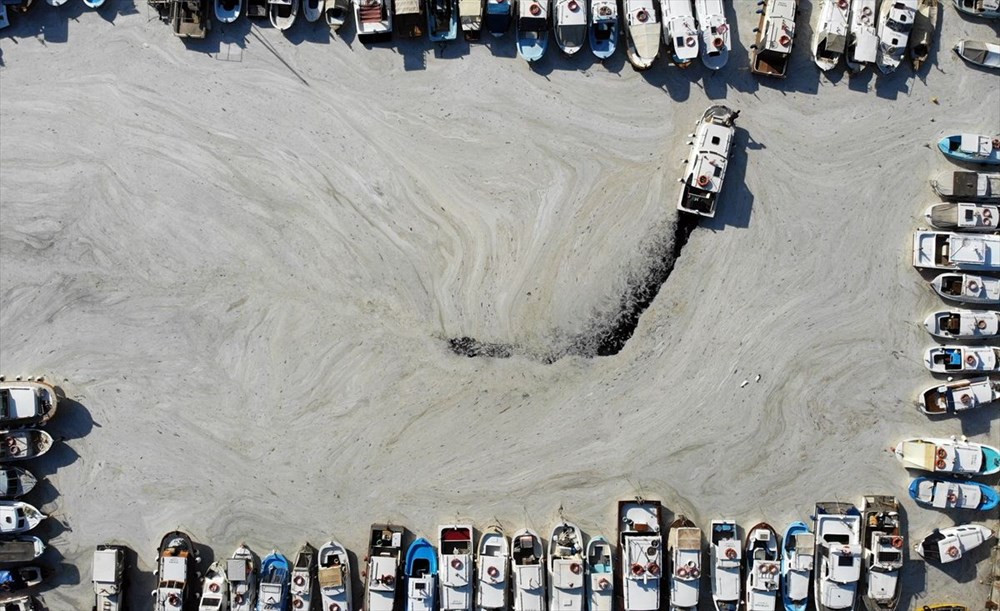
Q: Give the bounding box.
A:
[915,524,995,564]
[365,525,403,611]
[678,105,738,218]
[931,172,1000,202]
[624,0,661,70]
[318,541,353,611]
[925,202,999,233]
[290,543,317,611]
[875,0,918,73]
[516,0,549,62]
[955,39,1000,69]
[666,517,701,611]
[931,272,1000,304]
[475,528,508,611]
[589,0,619,59]
[619,498,663,611]
[923,308,999,340]
[813,0,849,70]
[199,561,230,611]
[0,429,53,462]
[269,0,298,29]
[511,529,546,611]
[924,345,999,374]
[440,525,474,611]
[908,0,937,70]
[693,0,729,69]
[894,436,1000,476]
[919,377,1000,415]
[780,523,814,611]
[750,0,797,78]
[812,503,862,611]
[743,523,780,611]
[912,231,1000,272]
[0,380,58,428]
[302,0,323,21]
[553,0,587,54]
[845,0,877,71]
[585,536,613,611]
[355,0,392,41]
[548,522,585,611]
[154,532,199,611]
[325,0,349,29]
[459,0,484,39]
[93,545,126,611]
[214,0,242,22]
[860,496,903,611]
[661,0,699,66]
[709,520,740,611]
[953,0,1000,18]
[228,544,259,611]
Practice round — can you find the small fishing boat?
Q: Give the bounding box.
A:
[586,536,613,611]
[439,525,473,611]
[912,231,1000,272]
[919,377,1000,415]
[666,516,701,611]
[511,529,545,611]
[925,202,999,233]
[661,0,699,67]
[813,503,862,611]
[744,523,780,611]
[483,0,513,36]
[931,273,1000,304]
[325,0,349,29]
[0,430,53,463]
[548,521,585,611]
[290,543,317,611]
[405,538,438,611]
[780,522,814,611]
[428,0,459,41]
[214,0,242,21]
[365,524,403,611]
[269,0,298,30]
[624,0,660,70]
[92,544,126,611]
[396,0,426,36]
[678,105,739,218]
[909,477,1000,511]
[860,496,903,611]
[924,345,999,374]
[0,380,57,429]
[709,520,740,611]
[0,467,36,500]
[198,561,229,611]
[931,171,1000,202]
[894,436,1000,476]
[1,537,45,566]
[317,540,352,611]
[619,498,662,611]
[475,527,508,611]
[516,0,550,62]
[915,525,994,564]
[955,39,1000,69]
[953,0,1000,18]
[553,0,587,55]
[258,551,291,611]
[154,531,199,611]
[694,0,729,69]
[750,0,797,77]
[813,0,850,70]
[172,0,209,38]
[247,0,268,18]
[228,544,259,611]
[923,309,999,340]
[355,0,393,42]
[939,134,1000,165]
[303,0,323,21]
[459,0,484,39]
[0,566,44,598]
[589,0,619,59]
[875,0,918,73]
[846,0,878,72]
[909,0,937,70]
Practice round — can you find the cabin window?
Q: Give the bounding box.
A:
[837,556,854,567]
[675,36,686,47]
[714,167,723,177]
[711,136,721,145]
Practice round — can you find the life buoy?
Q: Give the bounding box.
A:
[837,0,848,8]
[862,6,871,16]
[937,447,948,459]
[630,563,644,576]
[210,582,220,593]
[646,562,660,576]
[599,5,611,15]
[598,577,610,590]
[167,594,181,607]
[946,491,958,503]
[293,600,304,609]
[487,565,500,579]
[841,546,851,556]
[960,393,973,405]
[570,562,582,574]
[725,548,737,560]
[983,208,994,220]
[685,36,695,47]
[891,536,904,549]
[689,566,700,578]
[966,354,977,367]
[294,575,306,586]
[697,175,710,187]
[992,138,1000,150]
[936,458,947,470]
[381,574,395,586]
[779,35,791,47]
[946,545,960,558]
[7,445,19,456]
[568,0,579,10]
[451,558,463,570]
[717,23,727,34]
[636,9,648,22]
[330,604,341,611]
[977,319,988,330]
[676,566,689,578]
[886,46,897,55]
[529,2,540,15]
[235,594,245,605]
[968,280,980,292]
[713,37,724,49]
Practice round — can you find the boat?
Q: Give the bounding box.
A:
[269,0,298,29]
[678,105,739,218]
[846,0,878,71]
[364,524,404,611]
[0,430,52,464]
[0,596,36,611]
[660,0,698,66]
[860,496,903,611]
[919,377,1000,415]
[153,531,199,611]
[290,543,317,611]
[924,345,999,374]
[939,134,1000,165]
[0,467,35,500]
[228,544,259,611]
[875,0,918,73]
[931,273,1000,304]
[590,0,619,59]
[459,0,484,39]
[623,0,660,70]
[303,0,322,21]
[925,202,999,233]
[813,0,849,70]
[475,527,508,611]
[484,0,513,36]
[511,529,545,611]
[915,525,994,563]
[924,309,999,340]
[395,0,425,36]
[0,566,44,598]
[743,523,780,611]
[405,538,438,611]
[214,0,241,21]
[246,0,268,18]
[317,540,352,611]
[953,0,1000,18]
[750,0,797,77]
[709,520,740,611]
[694,0,730,69]
[198,561,229,611]
[894,436,1000,476]
[355,0,392,41]
[518,1,550,62]
[439,525,473,611]
[554,0,587,55]
[324,0,349,29]
[0,537,44,566]
[813,503,862,611]
[428,0,459,41]
[955,39,1000,69]
[258,551,291,611]
[931,172,1000,202]
[618,498,662,611]
[911,231,1000,272]
[0,381,57,429]
[586,536,613,611]
[909,0,937,70]
[93,544,126,611]
[172,0,210,38]
[666,516,701,611]
[548,521,585,611]
[780,522,814,611]
[909,477,1000,511]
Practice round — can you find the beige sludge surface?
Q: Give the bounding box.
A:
[0,1,997,608]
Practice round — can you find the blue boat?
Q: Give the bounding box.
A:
[780,521,813,611]
[484,0,513,37]
[404,538,438,611]
[257,551,291,611]
[910,477,1000,511]
[517,0,550,62]
[214,0,242,22]
[428,0,459,41]
[589,0,619,60]
[938,134,1000,165]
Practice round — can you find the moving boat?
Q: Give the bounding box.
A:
[678,105,739,218]
[269,0,298,30]
[484,0,513,36]
[396,0,426,36]
[661,0,699,67]
[953,0,1000,18]
[172,0,209,38]
[924,202,999,233]
[0,537,45,566]
[290,543,317,611]
[553,0,587,55]
[911,231,1000,272]
[548,521,585,611]
[0,566,44,598]
[516,0,550,62]
[909,477,1000,511]
[303,0,323,21]
[325,0,349,29]
[919,377,1000,415]
[939,134,1000,165]
[908,0,937,70]
[93,544,126,611]
[405,538,438,611]
[586,536,613,611]
[365,525,404,611]
[624,0,660,70]
[198,561,229,611]
[0,467,36,500]
[750,0,797,77]
[459,0,484,39]
[618,498,662,611]
[0,430,52,463]
[258,551,291,611]
[813,503,862,611]
[915,525,994,564]
[428,0,459,41]
[693,0,729,69]
[955,39,1000,69]
[355,0,392,42]
[860,496,903,611]
[923,309,999,340]
[317,540,353,611]
[153,531,199,611]
[511,529,545,611]
[931,171,1000,202]
[894,436,1000,476]
[590,0,619,59]
[931,273,1000,304]
[439,525,473,611]
[846,0,878,72]
[475,527,508,611]
[813,0,850,70]
[709,520,740,611]
[214,0,242,21]
[743,523,780,611]
[0,381,57,428]
[875,0,918,74]
[228,544,259,611]
[780,522,814,611]
[923,345,999,374]
[666,517,701,611]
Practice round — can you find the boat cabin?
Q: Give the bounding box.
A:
[439,526,473,611]
[751,0,796,77]
[93,547,124,596]
[917,480,982,509]
[0,387,42,423]
[0,506,29,534]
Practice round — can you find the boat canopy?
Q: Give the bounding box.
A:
[162,556,188,582]
[0,388,37,420]
[921,480,982,509]
[94,548,121,590]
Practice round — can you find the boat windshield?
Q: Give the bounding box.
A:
[518,17,547,32]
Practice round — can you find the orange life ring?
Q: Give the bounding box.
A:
[717,23,727,34]
[936,458,947,470]
[968,280,980,292]
[330,604,341,611]
[381,574,395,586]
[697,175,710,187]
[235,594,245,605]
[293,600,304,609]
[862,6,871,16]
[960,393,973,405]
[676,566,688,578]
[636,9,648,22]
[937,447,948,459]
[891,537,904,549]
[7,445,19,456]
[598,577,610,590]
[487,565,500,579]
[977,319,988,330]
[689,566,700,578]
[946,545,960,558]
[984,208,994,220]
[570,562,582,574]
[837,0,848,8]
[451,558,463,570]
[646,562,660,576]
[630,563,644,576]
[294,575,306,586]
[210,582,220,593]
[725,548,737,560]
[779,35,790,47]
[530,2,541,15]
[568,0,579,10]
[966,354,977,367]
[946,492,958,503]
[992,138,1000,149]
[713,37,724,49]
[167,594,181,607]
